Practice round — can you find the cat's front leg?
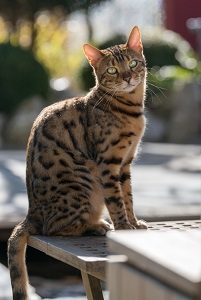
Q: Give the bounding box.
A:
[120,162,147,229]
[101,167,134,230]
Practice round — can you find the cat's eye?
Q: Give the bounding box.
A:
[129,60,138,68]
[107,67,118,74]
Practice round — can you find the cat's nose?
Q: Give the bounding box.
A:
[122,72,131,83]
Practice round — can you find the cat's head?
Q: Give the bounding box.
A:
[83,26,146,93]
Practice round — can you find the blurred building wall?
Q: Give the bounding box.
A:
[163,0,201,51]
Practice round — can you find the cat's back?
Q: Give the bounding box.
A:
[27,97,84,145]
[26,96,87,170]
[31,97,81,130]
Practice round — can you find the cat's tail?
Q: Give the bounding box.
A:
[8,219,35,300]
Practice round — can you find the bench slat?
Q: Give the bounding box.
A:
[28,235,108,281]
[81,271,104,300]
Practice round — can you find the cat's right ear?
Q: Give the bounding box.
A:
[126,26,143,54]
[83,44,104,66]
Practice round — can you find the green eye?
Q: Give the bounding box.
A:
[129,60,138,68]
[107,67,118,74]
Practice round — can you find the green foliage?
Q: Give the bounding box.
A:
[0,0,110,84]
[0,43,49,115]
[79,62,96,91]
[147,65,198,97]
[143,30,200,110]
[144,43,179,69]
[34,13,69,78]
[0,0,109,30]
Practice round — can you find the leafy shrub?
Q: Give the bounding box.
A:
[0,43,49,115]
[144,43,179,69]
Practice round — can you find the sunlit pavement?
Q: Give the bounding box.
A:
[0,143,200,229]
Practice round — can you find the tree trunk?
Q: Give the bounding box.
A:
[30,16,37,52]
[84,8,93,41]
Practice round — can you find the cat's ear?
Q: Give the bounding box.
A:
[83,44,104,66]
[126,26,143,53]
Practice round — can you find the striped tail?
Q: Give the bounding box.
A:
[8,220,30,300]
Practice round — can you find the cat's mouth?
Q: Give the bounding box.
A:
[122,81,140,92]
[104,79,142,93]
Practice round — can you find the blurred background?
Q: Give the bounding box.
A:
[0,0,201,147]
[0,0,200,299]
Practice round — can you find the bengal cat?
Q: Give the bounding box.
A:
[8,26,147,299]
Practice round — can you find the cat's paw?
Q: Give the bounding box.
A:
[100,219,114,231]
[115,222,136,230]
[134,219,148,229]
[84,221,113,236]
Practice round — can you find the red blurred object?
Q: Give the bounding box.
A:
[163,0,201,51]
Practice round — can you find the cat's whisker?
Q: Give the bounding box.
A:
[147,70,168,91]
[147,87,157,103]
[147,81,168,100]
[102,88,117,111]
[110,89,121,114]
[147,87,157,104]
[147,79,167,91]
[148,81,167,91]
[92,89,109,111]
[92,94,105,110]
[147,86,163,104]
[110,89,118,110]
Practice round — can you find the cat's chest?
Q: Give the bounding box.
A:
[89,111,145,157]
[91,109,145,137]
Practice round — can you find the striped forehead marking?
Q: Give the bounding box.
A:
[108,45,125,63]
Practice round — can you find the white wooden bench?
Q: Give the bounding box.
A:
[108,225,201,300]
[28,220,201,300]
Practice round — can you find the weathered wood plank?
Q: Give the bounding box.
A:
[81,271,104,300]
[28,235,108,281]
[107,255,128,300]
[108,256,192,300]
[108,230,201,296]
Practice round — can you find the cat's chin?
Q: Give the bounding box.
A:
[119,84,137,93]
[122,86,136,93]
[99,83,138,94]
[119,80,142,93]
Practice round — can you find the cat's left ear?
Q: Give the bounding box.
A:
[83,44,104,66]
[126,26,143,54]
